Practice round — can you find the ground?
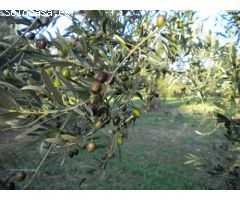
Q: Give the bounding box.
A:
[0,98,226,189]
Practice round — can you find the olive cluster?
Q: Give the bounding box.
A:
[24,16,50,49]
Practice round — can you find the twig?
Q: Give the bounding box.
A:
[106,29,158,85]
[0,18,38,58]
[9,168,36,172]
[0,52,22,68]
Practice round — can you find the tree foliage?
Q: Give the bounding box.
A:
[0,10,239,190]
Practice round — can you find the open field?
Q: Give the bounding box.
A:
[0,98,226,189]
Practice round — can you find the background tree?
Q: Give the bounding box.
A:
[185,11,240,189]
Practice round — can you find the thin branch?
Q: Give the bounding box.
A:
[22,112,73,189]
[106,29,158,85]
[0,18,38,58]
[9,101,86,116]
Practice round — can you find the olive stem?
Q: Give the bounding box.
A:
[0,52,22,68]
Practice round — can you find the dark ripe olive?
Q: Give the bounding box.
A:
[36,39,47,49]
[90,82,102,94]
[73,148,79,156]
[96,72,108,83]
[146,65,151,69]
[15,171,26,182]
[24,32,35,40]
[112,115,121,125]
[5,181,15,190]
[88,103,98,115]
[39,16,50,26]
[68,151,74,158]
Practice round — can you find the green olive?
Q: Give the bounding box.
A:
[62,68,70,78]
[3,69,10,77]
[117,135,123,145]
[178,22,184,29]
[132,109,141,118]
[53,79,62,87]
[156,15,166,28]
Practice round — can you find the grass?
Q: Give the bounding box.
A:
[0,97,226,189]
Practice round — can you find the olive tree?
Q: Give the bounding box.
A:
[0,10,170,189]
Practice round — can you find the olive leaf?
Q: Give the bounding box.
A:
[60,134,76,142]
[213,102,227,112]
[0,88,18,109]
[21,85,52,98]
[45,137,63,144]
[15,124,45,139]
[56,72,78,100]
[41,69,63,105]
[0,112,22,126]
[113,34,127,48]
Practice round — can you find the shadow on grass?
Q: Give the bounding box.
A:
[0,97,225,189]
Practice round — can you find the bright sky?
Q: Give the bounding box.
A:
[197,11,230,43]
[42,11,233,72]
[43,11,232,45]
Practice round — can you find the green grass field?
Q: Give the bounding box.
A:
[0,98,226,189]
